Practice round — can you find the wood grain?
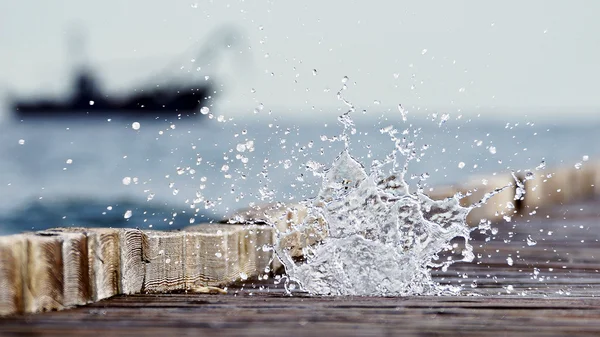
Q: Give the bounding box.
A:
[44,228,120,302]
[184,224,247,287]
[23,233,64,313]
[118,229,149,295]
[86,228,120,301]
[0,235,26,316]
[142,231,185,293]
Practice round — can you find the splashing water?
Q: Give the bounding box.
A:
[271,78,513,296]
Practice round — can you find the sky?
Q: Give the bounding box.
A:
[1,0,599,119]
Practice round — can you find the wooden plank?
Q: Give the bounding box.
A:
[184,224,247,287]
[142,231,185,293]
[56,231,90,307]
[0,235,26,316]
[86,228,120,301]
[2,291,600,336]
[230,202,326,259]
[530,165,598,207]
[45,228,120,302]
[23,233,64,313]
[247,225,276,277]
[457,173,516,224]
[119,229,149,295]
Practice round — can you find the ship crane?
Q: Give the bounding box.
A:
[150,24,253,95]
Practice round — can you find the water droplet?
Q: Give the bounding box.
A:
[66,159,73,165]
[239,272,248,281]
[312,69,318,76]
[18,139,25,145]
[421,49,428,55]
[536,161,546,170]
[122,177,132,185]
[458,162,465,169]
[439,113,450,127]
[397,104,407,121]
[124,210,133,219]
[488,146,496,154]
[506,257,514,266]
[583,155,589,162]
[215,252,222,258]
[341,76,349,83]
[89,100,94,106]
[526,235,537,246]
[574,162,582,170]
[132,122,141,130]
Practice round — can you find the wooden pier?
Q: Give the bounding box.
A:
[1,163,600,336]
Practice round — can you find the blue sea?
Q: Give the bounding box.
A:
[1,109,599,235]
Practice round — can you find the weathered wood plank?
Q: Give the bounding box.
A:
[0,235,26,316]
[2,290,600,337]
[142,231,185,293]
[247,225,276,277]
[45,227,120,302]
[86,228,120,301]
[230,202,326,259]
[184,224,247,287]
[56,231,90,307]
[119,229,149,295]
[457,173,516,224]
[23,233,64,313]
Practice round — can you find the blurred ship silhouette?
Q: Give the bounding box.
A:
[8,25,248,120]
[12,69,213,119]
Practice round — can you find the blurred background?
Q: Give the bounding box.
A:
[0,0,599,234]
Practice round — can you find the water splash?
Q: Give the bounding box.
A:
[271,79,512,296]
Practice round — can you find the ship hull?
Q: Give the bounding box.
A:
[12,86,212,120]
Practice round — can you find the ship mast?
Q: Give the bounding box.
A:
[66,24,99,103]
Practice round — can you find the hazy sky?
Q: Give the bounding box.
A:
[1,0,599,118]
